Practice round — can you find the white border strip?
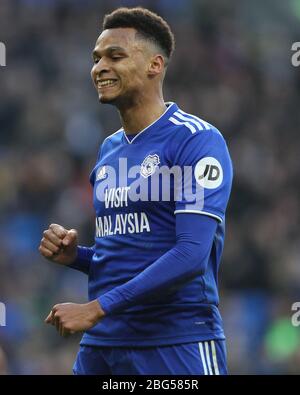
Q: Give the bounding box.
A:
[205,341,213,375]
[103,128,123,143]
[174,210,223,223]
[173,111,204,131]
[169,116,197,134]
[198,342,208,375]
[178,109,211,130]
[211,340,220,375]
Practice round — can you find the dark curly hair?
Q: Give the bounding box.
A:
[103,7,175,62]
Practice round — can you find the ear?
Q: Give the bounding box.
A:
[148,54,165,76]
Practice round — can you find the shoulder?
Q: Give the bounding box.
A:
[168,108,233,187]
[99,128,123,156]
[102,128,123,145]
[168,108,228,158]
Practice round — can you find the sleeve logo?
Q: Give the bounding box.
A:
[140,154,160,178]
[96,165,107,181]
[194,157,223,189]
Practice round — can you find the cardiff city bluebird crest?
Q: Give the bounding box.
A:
[140,154,160,178]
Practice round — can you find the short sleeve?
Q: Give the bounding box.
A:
[174,127,233,223]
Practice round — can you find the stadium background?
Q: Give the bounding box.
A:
[0,0,300,374]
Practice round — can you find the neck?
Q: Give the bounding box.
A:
[117,92,167,135]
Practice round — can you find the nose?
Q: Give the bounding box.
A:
[92,57,111,79]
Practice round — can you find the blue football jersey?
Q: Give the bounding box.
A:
[80,102,233,347]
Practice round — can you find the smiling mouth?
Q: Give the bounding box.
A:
[97,79,118,89]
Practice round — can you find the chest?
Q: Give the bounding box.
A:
[92,142,175,215]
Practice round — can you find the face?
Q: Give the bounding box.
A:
[91,28,152,106]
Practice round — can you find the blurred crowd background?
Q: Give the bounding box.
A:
[0,0,300,374]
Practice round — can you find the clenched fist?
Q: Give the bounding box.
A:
[39,223,78,266]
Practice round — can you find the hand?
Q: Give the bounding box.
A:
[39,223,78,266]
[45,300,105,337]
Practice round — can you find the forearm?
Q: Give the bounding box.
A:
[99,214,218,314]
[68,246,95,275]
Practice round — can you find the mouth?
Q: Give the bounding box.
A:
[97,79,118,90]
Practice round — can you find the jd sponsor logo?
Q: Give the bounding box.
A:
[194,157,223,189]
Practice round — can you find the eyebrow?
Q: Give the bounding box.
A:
[92,46,126,57]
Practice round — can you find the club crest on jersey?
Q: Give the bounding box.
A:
[96,165,107,181]
[140,154,160,178]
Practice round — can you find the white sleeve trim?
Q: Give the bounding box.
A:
[174,210,223,223]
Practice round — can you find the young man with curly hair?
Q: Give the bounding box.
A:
[39,7,233,375]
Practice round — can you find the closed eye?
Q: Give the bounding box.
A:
[111,55,124,61]
[93,55,123,64]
